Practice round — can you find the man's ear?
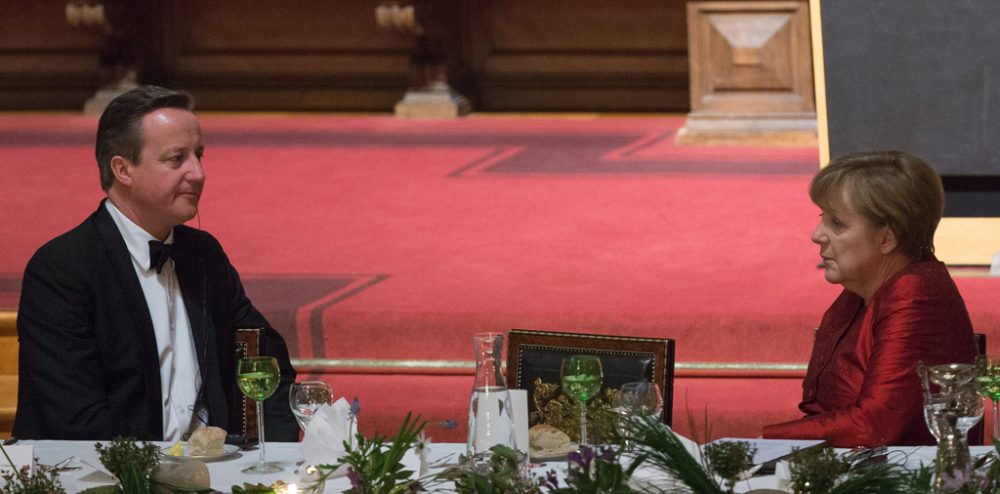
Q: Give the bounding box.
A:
[110,156,132,187]
[879,226,899,255]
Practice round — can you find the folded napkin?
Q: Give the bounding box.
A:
[298,398,424,486]
[300,397,358,468]
[76,459,117,484]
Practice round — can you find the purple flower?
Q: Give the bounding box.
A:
[541,469,560,489]
[351,397,361,417]
[441,419,457,429]
[940,466,973,492]
[568,446,595,471]
[597,446,616,462]
[347,466,365,493]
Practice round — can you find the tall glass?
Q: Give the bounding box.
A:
[560,355,603,446]
[238,356,283,474]
[978,356,1000,441]
[289,381,333,431]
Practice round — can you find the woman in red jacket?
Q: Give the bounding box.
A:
[762,150,977,448]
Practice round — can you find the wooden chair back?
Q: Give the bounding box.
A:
[234,327,262,442]
[0,311,18,439]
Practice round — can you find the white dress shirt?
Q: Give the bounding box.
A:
[105,200,203,441]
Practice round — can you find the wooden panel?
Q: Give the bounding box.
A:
[686,0,814,114]
[473,0,689,111]
[0,0,102,109]
[0,311,17,439]
[0,0,691,112]
[169,0,412,110]
[677,0,816,146]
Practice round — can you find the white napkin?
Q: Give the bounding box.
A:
[298,399,424,486]
[672,426,704,465]
[628,428,708,490]
[300,398,358,468]
[77,459,117,484]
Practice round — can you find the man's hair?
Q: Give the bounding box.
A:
[95,85,195,191]
[809,150,945,261]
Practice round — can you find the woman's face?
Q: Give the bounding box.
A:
[811,190,891,295]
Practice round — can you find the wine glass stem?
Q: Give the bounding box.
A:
[993,400,1000,441]
[579,403,588,446]
[256,400,267,467]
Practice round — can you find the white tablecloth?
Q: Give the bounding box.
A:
[20,440,463,493]
[16,441,997,493]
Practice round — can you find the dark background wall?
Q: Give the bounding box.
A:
[0,0,690,112]
[820,0,1000,215]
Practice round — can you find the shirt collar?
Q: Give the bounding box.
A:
[105,199,175,273]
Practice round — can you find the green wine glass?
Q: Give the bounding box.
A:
[237,356,283,474]
[978,355,1000,441]
[561,355,603,446]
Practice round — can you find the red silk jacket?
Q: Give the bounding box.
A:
[762,259,976,447]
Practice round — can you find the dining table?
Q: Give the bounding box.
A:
[11,440,996,493]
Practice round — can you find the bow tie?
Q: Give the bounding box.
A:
[149,240,174,274]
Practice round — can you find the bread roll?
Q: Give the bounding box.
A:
[188,426,227,456]
[529,424,571,451]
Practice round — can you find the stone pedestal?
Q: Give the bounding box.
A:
[394,84,471,118]
[83,86,134,115]
[678,0,816,146]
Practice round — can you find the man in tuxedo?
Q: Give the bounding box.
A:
[13,86,298,442]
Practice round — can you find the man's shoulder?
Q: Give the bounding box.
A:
[29,209,106,265]
[174,224,224,251]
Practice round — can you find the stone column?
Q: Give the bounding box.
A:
[66,1,140,114]
[376,0,471,118]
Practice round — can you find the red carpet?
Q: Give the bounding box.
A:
[2,114,998,442]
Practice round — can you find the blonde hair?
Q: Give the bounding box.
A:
[810,150,944,261]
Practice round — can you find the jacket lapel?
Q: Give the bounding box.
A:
[91,200,163,437]
[172,229,209,373]
[172,229,228,430]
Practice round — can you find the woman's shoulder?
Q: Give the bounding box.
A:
[870,259,971,324]
[875,259,956,299]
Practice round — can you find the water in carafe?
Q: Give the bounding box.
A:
[466,332,516,460]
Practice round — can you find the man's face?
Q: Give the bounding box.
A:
[121,108,205,237]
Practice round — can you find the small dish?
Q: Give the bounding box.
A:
[530,443,577,462]
[161,443,241,463]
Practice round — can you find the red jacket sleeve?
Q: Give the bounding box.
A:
[763,266,976,447]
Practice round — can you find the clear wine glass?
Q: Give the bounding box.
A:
[613,381,663,450]
[289,381,333,432]
[955,381,985,439]
[924,392,949,442]
[925,390,985,444]
[237,356,283,474]
[619,381,664,418]
[560,355,603,446]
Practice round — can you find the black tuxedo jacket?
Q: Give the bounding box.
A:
[14,201,298,441]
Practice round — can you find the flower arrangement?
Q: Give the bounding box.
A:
[308,412,425,494]
[0,459,64,494]
[8,412,1000,493]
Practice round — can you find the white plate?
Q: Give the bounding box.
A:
[161,443,241,463]
[530,443,577,462]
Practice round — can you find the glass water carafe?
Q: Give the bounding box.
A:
[466,332,516,462]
